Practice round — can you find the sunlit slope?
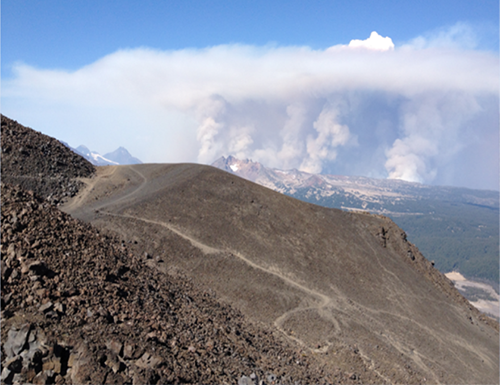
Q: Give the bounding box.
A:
[212,155,500,284]
[64,163,499,385]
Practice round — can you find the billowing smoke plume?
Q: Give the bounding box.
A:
[300,100,354,174]
[2,25,498,189]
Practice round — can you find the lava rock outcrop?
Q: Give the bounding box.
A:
[1,115,95,205]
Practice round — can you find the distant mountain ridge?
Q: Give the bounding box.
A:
[71,145,142,166]
[212,155,500,285]
[212,156,498,208]
[104,146,143,165]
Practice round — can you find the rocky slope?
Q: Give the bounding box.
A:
[1,119,365,384]
[1,115,95,205]
[1,183,340,384]
[65,163,499,385]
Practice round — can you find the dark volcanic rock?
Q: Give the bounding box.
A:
[1,115,95,204]
[1,183,353,384]
[77,162,498,384]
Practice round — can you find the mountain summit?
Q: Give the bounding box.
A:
[104,147,142,165]
[73,145,142,166]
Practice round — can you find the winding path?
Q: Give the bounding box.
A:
[60,164,499,385]
[99,209,337,352]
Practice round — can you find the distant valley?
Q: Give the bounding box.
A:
[445,272,499,320]
[213,156,500,287]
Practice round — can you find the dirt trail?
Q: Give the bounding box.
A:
[66,164,339,353]
[63,166,118,212]
[60,164,499,385]
[100,210,336,352]
[63,165,149,219]
[102,212,220,255]
[105,165,148,208]
[67,166,339,349]
[66,168,335,333]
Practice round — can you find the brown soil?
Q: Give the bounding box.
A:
[63,163,499,385]
[2,182,355,384]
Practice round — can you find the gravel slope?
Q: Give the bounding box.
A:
[64,163,499,385]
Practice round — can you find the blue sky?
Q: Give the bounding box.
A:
[2,1,499,190]
[2,0,498,76]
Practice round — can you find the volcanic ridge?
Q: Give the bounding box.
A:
[1,115,499,385]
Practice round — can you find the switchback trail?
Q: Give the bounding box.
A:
[59,163,499,385]
[100,210,337,352]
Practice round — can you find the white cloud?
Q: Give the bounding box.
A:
[348,31,395,51]
[2,26,498,189]
[403,22,479,51]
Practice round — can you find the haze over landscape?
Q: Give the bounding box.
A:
[1,2,499,384]
[2,0,499,190]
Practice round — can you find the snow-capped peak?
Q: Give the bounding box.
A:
[91,153,119,165]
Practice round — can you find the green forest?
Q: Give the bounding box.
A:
[391,201,498,284]
[286,186,499,285]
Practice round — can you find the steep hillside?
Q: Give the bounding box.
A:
[212,156,500,285]
[64,163,499,385]
[1,183,338,384]
[1,115,95,204]
[1,119,351,384]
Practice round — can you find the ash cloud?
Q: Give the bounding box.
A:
[2,24,498,190]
